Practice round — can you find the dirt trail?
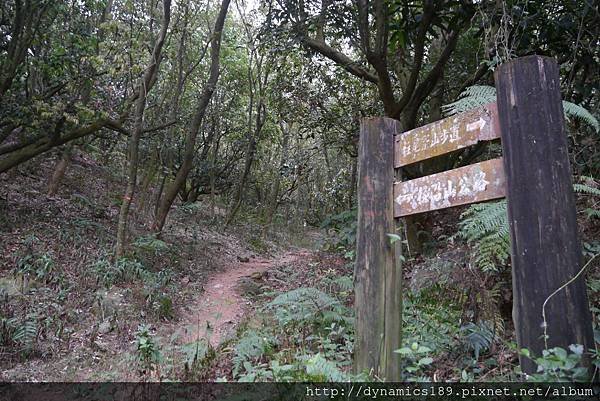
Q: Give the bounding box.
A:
[170,248,312,348]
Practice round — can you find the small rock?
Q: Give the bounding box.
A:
[238,277,262,296]
[181,276,190,285]
[237,256,250,263]
[250,271,266,280]
[98,321,112,334]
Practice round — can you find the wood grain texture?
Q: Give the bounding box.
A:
[354,117,402,381]
[394,103,500,168]
[394,158,505,217]
[495,55,594,374]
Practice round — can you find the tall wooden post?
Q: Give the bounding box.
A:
[354,117,402,380]
[495,56,595,374]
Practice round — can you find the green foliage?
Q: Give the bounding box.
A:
[0,313,38,354]
[233,329,276,378]
[264,287,351,329]
[155,295,174,320]
[574,177,600,220]
[394,342,434,381]
[457,200,510,272]
[403,288,461,356]
[320,209,357,257]
[135,325,161,376]
[15,252,58,285]
[444,85,599,133]
[302,353,349,381]
[520,345,590,382]
[459,321,495,360]
[443,85,497,116]
[182,338,214,375]
[91,257,171,289]
[230,261,356,382]
[458,176,600,272]
[133,236,170,255]
[562,102,600,133]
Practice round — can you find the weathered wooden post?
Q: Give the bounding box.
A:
[354,117,402,380]
[495,55,595,373]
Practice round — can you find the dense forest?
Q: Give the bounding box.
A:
[0,0,599,386]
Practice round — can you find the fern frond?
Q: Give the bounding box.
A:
[12,314,38,350]
[264,287,349,327]
[304,353,348,381]
[562,102,600,133]
[458,200,510,272]
[443,85,497,116]
[232,330,273,377]
[573,183,600,197]
[444,86,600,134]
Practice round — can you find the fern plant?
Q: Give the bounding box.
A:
[232,329,275,378]
[443,85,497,116]
[302,353,349,381]
[457,200,510,272]
[458,176,599,272]
[443,85,600,133]
[460,321,496,360]
[0,313,38,353]
[573,177,600,219]
[264,287,351,329]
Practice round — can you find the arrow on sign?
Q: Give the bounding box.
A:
[466,117,486,132]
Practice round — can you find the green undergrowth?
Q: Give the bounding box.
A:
[230,281,358,381]
[223,254,517,382]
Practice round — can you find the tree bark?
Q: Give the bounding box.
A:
[46,144,74,196]
[115,0,171,258]
[153,0,231,233]
[263,120,291,232]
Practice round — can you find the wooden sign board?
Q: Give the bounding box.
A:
[394,158,505,217]
[395,103,500,168]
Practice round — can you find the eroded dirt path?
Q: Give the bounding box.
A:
[168,248,313,349]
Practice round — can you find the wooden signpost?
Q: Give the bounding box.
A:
[354,55,594,380]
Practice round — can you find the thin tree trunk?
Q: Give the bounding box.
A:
[348,156,357,209]
[47,144,74,196]
[262,120,290,233]
[137,146,159,218]
[210,135,221,220]
[152,0,231,233]
[225,98,267,226]
[115,0,171,258]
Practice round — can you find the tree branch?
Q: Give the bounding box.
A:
[300,36,378,84]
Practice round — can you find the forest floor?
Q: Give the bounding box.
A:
[0,155,324,381]
[168,249,314,350]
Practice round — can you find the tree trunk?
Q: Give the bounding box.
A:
[263,121,290,233]
[115,0,171,258]
[47,144,74,196]
[153,0,231,233]
[226,135,257,226]
[225,94,266,226]
[137,147,159,218]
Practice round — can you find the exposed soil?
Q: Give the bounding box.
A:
[163,249,314,349]
[0,156,322,381]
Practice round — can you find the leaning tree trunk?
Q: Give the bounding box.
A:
[115,0,171,258]
[152,0,231,233]
[47,143,74,196]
